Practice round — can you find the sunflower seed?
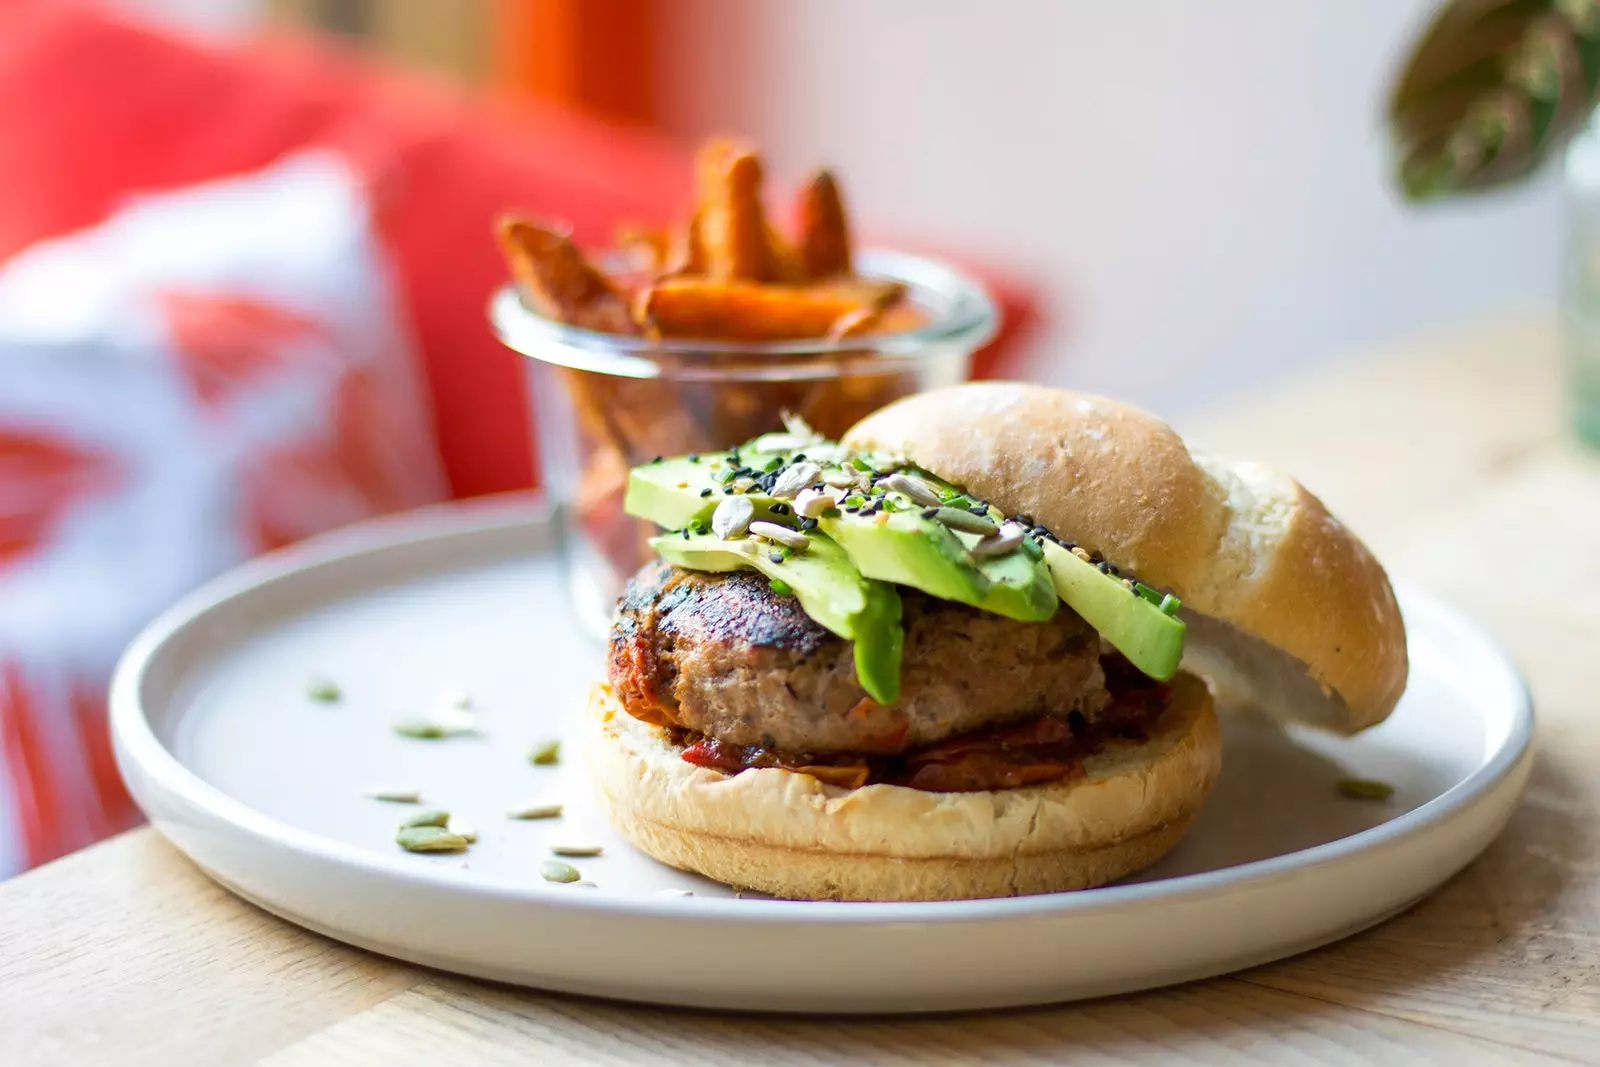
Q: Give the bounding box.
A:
[883,472,943,508]
[780,409,824,442]
[540,860,581,883]
[971,522,1027,559]
[397,809,450,829]
[770,462,822,499]
[550,843,604,857]
[1336,777,1395,801]
[821,468,857,488]
[527,739,561,765]
[749,522,809,550]
[396,825,469,852]
[507,802,564,820]
[934,507,998,536]
[364,786,422,803]
[307,678,341,702]
[448,817,477,843]
[711,495,755,539]
[794,485,845,517]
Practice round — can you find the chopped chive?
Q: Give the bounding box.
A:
[850,457,873,472]
[844,494,866,507]
[822,507,841,519]
[1158,593,1181,615]
[1021,537,1044,561]
[769,578,793,596]
[714,468,736,485]
[763,456,784,472]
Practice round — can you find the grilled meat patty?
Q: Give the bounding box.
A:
[608,561,1108,755]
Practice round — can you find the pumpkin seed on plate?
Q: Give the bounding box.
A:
[364,786,422,803]
[540,860,581,883]
[396,825,470,853]
[397,809,450,829]
[550,843,603,858]
[507,802,564,820]
[527,739,561,765]
[1336,777,1395,801]
[307,679,341,703]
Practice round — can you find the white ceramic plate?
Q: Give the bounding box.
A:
[111,497,1534,1014]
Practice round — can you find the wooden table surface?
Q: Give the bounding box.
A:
[3,314,1597,1066]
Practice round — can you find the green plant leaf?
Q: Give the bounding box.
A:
[1388,0,1600,200]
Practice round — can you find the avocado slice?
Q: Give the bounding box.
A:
[1040,541,1186,681]
[819,511,1058,622]
[626,452,763,530]
[652,529,904,705]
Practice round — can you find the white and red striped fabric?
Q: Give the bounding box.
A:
[0,151,447,876]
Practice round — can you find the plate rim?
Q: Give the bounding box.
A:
[110,495,1537,926]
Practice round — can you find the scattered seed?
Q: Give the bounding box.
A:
[573,880,599,888]
[675,480,688,489]
[795,485,844,517]
[711,495,755,539]
[874,511,891,526]
[934,507,998,536]
[731,476,758,493]
[397,809,450,829]
[657,888,694,897]
[528,739,562,765]
[749,521,809,550]
[770,461,822,499]
[307,679,341,702]
[882,472,943,507]
[396,825,469,853]
[448,817,478,843]
[507,802,564,820]
[821,469,857,488]
[540,860,581,883]
[1337,777,1395,801]
[391,717,461,739]
[1071,546,1094,563]
[971,522,1026,558]
[364,786,422,803]
[551,843,604,857]
[699,488,713,497]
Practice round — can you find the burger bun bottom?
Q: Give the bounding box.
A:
[583,672,1220,902]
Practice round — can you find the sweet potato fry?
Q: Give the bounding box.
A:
[496,217,638,335]
[613,224,671,275]
[795,168,852,279]
[695,139,771,281]
[665,209,707,277]
[636,277,904,342]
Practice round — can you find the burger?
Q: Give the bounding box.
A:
[584,382,1408,901]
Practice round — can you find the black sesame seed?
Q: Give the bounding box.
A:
[1097,561,1112,574]
[688,453,700,463]
[920,507,940,519]
[768,551,784,564]
[968,504,989,516]
[651,455,664,464]
[699,488,713,497]
[844,506,860,514]
[695,524,710,535]
[799,517,818,531]
[1016,514,1034,526]
[723,487,735,494]
[769,502,791,516]
[681,528,690,539]
[792,453,807,463]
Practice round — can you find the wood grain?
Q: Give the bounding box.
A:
[3,313,1597,1065]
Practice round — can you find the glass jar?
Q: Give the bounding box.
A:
[490,249,1000,637]
[1564,116,1600,447]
